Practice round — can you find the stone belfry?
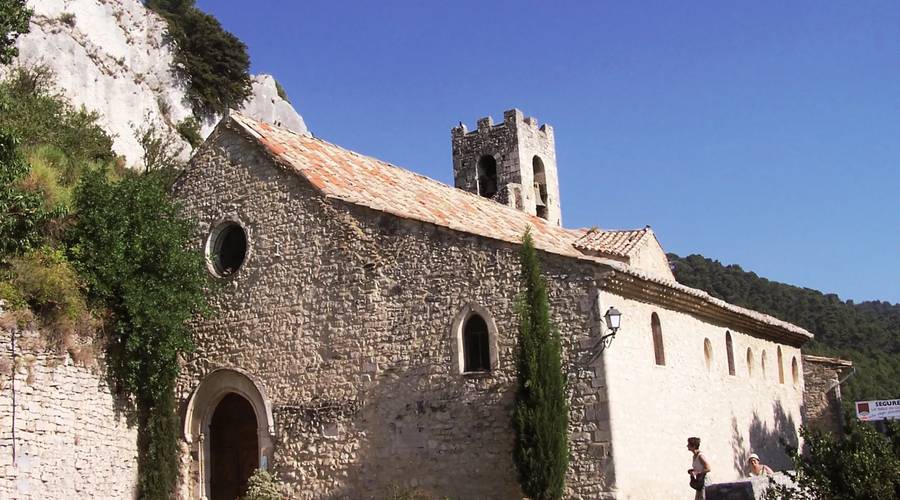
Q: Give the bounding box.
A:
[451,109,562,226]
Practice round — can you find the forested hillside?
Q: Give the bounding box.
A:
[668,254,900,408]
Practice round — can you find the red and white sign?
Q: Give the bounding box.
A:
[856,399,900,421]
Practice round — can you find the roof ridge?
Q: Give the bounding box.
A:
[230,112,563,229]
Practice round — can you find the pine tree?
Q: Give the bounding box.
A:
[513,229,569,500]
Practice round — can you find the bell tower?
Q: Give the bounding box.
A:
[451,109,561,226]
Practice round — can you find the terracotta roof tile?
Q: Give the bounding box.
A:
[229,113,589,260]
[223,113,813,343]
[573,227,652,258]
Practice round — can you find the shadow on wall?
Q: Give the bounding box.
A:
[730,401,799,476]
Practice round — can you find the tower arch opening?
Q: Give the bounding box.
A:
[477,155,498,199]
[533,155,548,220]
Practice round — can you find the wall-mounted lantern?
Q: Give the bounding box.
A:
[594,306,623,354]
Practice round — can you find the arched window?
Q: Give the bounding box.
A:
[532,155,548,220]
[725,331,736,376]
[761,350,768,379]
[463,314,491,372]
[651,312,665,365]
[777,346,785,384]
[477,155,498,199]
[703,338,713,371]
[746,347,754,377]
[792,356,800,387]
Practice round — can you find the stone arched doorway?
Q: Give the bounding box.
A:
[184,368,274,500]
[210,393,258,499]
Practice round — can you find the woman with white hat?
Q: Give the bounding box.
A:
[748,453,774,477]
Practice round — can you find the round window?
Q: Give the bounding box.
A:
[207,221,248,277]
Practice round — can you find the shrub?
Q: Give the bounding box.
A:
[0,280,26,310]
[9,247,94,348]
[0,0,32,65]
[0,66,116,167]
[0,131,52,257]
[274,78,290,103]
[68,169,208,498]
[243,469,282,500]
[513,229,569,500]
[137,123,185,187]
[146,0,252,117]
[765,421,900,500]
[59,12,76,27]
[176,116,203,148]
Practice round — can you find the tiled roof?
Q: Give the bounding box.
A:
[229,113,593,260]
[802,354,853,367]
[222,113,813,344]
[573,227,652,258]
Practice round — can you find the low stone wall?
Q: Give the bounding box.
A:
[0,325,138,499]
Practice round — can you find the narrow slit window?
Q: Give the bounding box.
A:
[704,338,713,371]
[651,313,665,366]
[463,314,490,372]
[778,346,785,384]
[726,331,735,376]
[792,356,799,387]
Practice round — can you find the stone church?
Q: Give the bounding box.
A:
[173,109,832,499]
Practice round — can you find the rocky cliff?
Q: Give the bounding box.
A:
[7,0,309,168]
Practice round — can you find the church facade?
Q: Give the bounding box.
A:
[174,110,813,499]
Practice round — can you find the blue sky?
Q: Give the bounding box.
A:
[198,1,900,304]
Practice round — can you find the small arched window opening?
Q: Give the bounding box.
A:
[463,314,491,372]
[791,356,800,387]
[777,346,785,384]
[746,347,754,377]
[651,312,665,366]
[477,155,498,199]
[761,350,768,379]
[725,331,736,376]
[703,338,713,371]
[532,155,548,220]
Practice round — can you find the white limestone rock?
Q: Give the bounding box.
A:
[6,0,309,169]
[242,74,309,136]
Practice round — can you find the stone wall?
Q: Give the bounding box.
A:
[0,326,138,499]
[451,109,562,226]
[176,127,614,499]
[802,355,852,435]
[174,124,810,500]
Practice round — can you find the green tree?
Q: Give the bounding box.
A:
[0,0,31,65]
[146,0,252,117]
[765,421,900,500]
[513,229,569,500]
[68,170,207,499]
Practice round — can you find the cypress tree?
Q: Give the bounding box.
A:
[513,229,569,500]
